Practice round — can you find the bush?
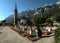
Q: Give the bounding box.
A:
[54,27,60,43]
[0,22,3,26]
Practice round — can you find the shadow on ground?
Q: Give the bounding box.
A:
[28,35,54,42]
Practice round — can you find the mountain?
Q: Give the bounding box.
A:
[5,4,60,23]
[5,10,35,23]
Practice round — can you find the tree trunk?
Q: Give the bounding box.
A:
[37,25,42,38]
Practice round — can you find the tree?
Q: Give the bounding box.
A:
[55,14,60,22]
[26,18,33,29]
[33,14,48,37]
[46,18,53,26]
[0,21,3,26]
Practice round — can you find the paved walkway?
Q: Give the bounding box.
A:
[0,26,54,43]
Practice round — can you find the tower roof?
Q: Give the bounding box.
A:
[14,3,17,10]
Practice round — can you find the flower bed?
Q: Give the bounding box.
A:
[11,27,20,33]
[22,33,31,37]
[11,27,31,37]
[42,30,48,35]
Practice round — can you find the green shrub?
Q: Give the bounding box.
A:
[54,27,60,43]
[0,22,3,26]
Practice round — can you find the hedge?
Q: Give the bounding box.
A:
[54,27,60,43]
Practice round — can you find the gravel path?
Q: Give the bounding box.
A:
[33,36,54,43]
[0,26,54,43]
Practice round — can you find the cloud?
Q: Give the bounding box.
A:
[43,4,52,7]
[56,0,60,4]
[44,4,48,6]
[56,2,60,4]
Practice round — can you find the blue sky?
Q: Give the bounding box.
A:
[0,0,58,21]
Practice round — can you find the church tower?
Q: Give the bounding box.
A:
[14,3,18,25]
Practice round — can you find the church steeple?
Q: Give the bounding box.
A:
[14,3,18,25]
[15,3,17,10]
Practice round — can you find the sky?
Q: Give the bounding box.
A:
[0,0,59,21]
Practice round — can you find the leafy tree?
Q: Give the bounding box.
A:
[23,18,32,27]
[46,18,53,26]
[32,14,48,37]
[55,14,60,22]
[0,22,3,26]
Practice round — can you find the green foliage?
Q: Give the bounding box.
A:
[25,19,33,26]
[55,15,60,22]
[0,22,3,26]
[50,8,60,21]
[33,14,40,26]
[33,13,49,26]
[54,27,60,43]
[46,18,53,26]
